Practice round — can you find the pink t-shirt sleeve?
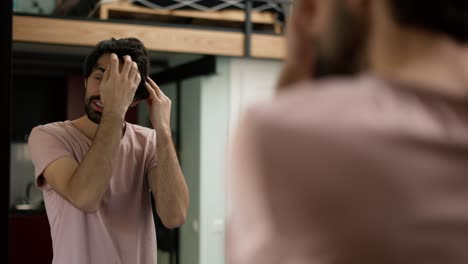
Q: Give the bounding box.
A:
[28,126,74,189]
[145,129,158,171]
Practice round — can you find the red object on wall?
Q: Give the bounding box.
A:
[67,74,86,121]
[8,213,53,264]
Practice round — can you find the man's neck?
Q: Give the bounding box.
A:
[368,3,468,99]
[71,115,126,141]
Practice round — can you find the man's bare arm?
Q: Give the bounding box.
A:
[148,130,189,228]
[144,77,189,228]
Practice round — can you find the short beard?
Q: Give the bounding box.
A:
[313,1,368,78]
[84,95,102,124]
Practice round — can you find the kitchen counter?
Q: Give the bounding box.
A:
[9,203,46,215]
[9,208,46,215]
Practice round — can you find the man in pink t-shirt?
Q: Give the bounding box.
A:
[228,0,468,264]
[28,37,189,264]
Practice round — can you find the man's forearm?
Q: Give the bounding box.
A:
[150,129,189,228]
[68,113,124,212]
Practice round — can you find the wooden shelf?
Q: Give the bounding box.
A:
[13,15,285,59]
[99,1,277,25]
[98,1,282,34]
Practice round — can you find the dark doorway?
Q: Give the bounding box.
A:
[2,0,12,263]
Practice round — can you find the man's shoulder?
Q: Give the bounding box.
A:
[271,75,380,109]
[28,121,75,151]
[30,121,69,137]
[126,123,156,140]
[250,75,384,133]
[127,123,154,133]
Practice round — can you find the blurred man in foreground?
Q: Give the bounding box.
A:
[228,0,468,263]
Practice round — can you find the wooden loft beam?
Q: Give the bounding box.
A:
[13,15,285,59]
[13,16,242,56]
[251,34,286,59]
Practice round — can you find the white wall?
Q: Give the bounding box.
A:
[198,57,230,264]
[179,77,202,264]
[229,58,282,132]
[179,56,282,264]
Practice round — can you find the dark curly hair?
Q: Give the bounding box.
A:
[83,37,150,100]
[389,0,468,43]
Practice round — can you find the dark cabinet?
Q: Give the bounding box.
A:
[8,212,53,264]
[11,74,67,142]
